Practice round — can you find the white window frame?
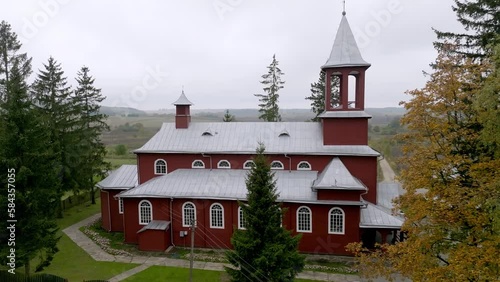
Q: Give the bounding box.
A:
[154,159,167,175]
[210,203,224,229]
[182,202,196,227]
[217,160,231,169]
[297,161,312,171]
[238,206,247,230]
[296,206,312,233]
[243,160,255,170]
[271,161,284,170]
[192,159,205,169]
[138,200,152,225]
[118,198,124,214]
[328,207,345,235]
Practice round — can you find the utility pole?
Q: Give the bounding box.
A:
[189,219,196,282]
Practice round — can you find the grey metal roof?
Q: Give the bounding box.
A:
[172,90,193,105]
[138,220,170,233]
[318,111,372,118]
[377,182,404,210]
[322,15,371,69]
[96,165,137,189]
[312,158,366,190]
[360,203,404,229]
[134,122,379,156]
[118,168,364,206]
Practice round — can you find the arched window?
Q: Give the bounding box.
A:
[296,206,312,232]
[154,159,167,174]
[329,207,345,234]
[238,206,247,229]
[182,202,196,227]
[271,161,284,170]
[243,160,255,170]
[217,160,231,169]
[210,203,224,229]
[297,161,312,171]
[192,160,205,168]
[138,200,152,225]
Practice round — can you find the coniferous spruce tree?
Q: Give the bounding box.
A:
[305,70,340,121]
[0,20,32,102]
[434,0,500,58]
[73,66,110,204]
[0,62,60,275]
[223,109,235,122]
[32,57,77,217]
[225,145,304,282]
[255,54,284,122]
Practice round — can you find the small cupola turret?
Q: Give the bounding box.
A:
[172,90,193,129]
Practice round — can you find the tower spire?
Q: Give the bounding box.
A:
[342,0,346,16]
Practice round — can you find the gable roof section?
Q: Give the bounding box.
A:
[312,158,366,190]
[360,203,404,229]
[322,15,371,69]
[118,169,364,206]
[96,165,137,189]
[134,122,379,156]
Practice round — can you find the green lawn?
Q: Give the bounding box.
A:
[123,265,319,282]
[36,198,138,281]
[105,157,137,168]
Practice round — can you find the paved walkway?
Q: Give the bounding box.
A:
[63,214,363,281]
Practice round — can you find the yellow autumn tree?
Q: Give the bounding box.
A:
[347,43,500,282]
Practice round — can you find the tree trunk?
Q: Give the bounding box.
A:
[24,260,30,276]
[90,185,96,204]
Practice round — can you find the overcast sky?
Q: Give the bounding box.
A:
[2,0,466,110]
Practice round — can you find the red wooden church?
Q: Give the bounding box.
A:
[98,13,403,255]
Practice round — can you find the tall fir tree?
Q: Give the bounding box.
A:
[305,71,340,121]
[0,20,32,102]
[255,54,284,122]
[32,57,77,216]
[0,62,60,275]
[226,145,305,281]
[434,0,500,58]
[73,66,110,204]
[223,109,235,122]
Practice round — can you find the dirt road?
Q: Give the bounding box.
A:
[380,158,397,182]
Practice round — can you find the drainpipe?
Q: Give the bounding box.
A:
[284,154,292,172]
[170,197,175,247]
[360,186,369,209]
[202,153,212,170]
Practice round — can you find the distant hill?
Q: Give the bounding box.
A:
[104,106,405,124]
[100,106,147,117]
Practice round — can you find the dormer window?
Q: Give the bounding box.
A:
[271,161,284,170]
[297,161,312,171]
[243,160,255,170]
[217,160,231,169]
[202,130,213,137]
[278,130,290,137]
[192,160,205,169]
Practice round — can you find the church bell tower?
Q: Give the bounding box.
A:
[320,11,372,145]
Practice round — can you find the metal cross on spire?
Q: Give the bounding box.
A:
[342,0,346,16]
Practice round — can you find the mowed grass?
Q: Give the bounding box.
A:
[123,265,320,282]
[105,157,137,168]
[36,198,138,281]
